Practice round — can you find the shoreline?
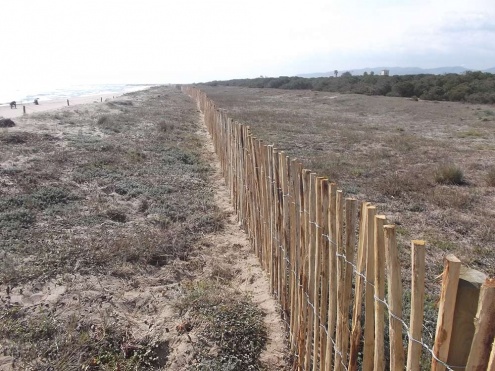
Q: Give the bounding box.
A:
[0,92,132,119]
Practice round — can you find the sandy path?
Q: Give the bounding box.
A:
[0,93,119,119]
[194,114,289,368]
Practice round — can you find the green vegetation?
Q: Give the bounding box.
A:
[0,305,168,370]
[176,282,268,370]
[202,71,495,103]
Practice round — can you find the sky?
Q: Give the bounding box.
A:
[2,0,495,86]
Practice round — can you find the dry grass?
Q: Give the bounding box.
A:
[434,163,465,185]
[0,87,253,369]
[200,86,495,281]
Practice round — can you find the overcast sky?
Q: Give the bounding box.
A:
[2,0,494,86]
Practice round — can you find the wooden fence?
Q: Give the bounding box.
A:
[182,86,495,371]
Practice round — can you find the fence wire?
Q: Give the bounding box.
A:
[187,88,468,371]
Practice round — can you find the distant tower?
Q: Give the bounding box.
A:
[380,69,390,76]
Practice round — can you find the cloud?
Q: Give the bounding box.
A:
[2,0,494,84]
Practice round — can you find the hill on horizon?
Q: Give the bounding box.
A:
[298,66,495,77]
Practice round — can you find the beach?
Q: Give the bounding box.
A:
[0,93,121,119]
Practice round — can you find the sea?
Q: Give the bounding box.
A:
[0,83,155,107]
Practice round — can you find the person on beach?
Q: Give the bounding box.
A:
[10,101,16,109]
[34,98,39,105]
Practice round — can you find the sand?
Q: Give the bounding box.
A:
[0,93,120,119]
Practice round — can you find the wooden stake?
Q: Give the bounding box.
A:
[466,278,495,370]
[384,225,405,371]
[304,173,317,371]
[313,177,326,371]
[406,240,426,371]
[373,215,387,371]
[318,179,330,368]
[324,183,338,370]
[334,190,345,371]
[348,203,373,371]
[363,206,377,371]
[341,198,358,370]
[447,266,486,367]
[431,254,461,371]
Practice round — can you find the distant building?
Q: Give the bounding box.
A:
[380,69,390,76]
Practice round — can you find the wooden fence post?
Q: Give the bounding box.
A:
[447,266,487,367]
[363,205,377,371]
[373,215,387,371]
[304,172,317,371]
[384,225,405,371]
[334,190,345,371]
[406,240,426,371]
[313,177,326,371]
[431,254,461,371]
[340,198,358,370]
[324,183,338,370]
[318,179,330,368]
[466,279,495,370]
[348,203,373,371]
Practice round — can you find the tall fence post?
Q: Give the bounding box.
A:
[447,266,487,367]
[313,177,325,371]
[334,190,345,371]
[466,279,495,370]
[373,214,387,371]
[407,240,426,371]
[324,183,338,370]
[348,203,373,371]
[384,225,405,370]
[432,254,461,371]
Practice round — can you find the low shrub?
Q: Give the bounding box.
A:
[434,164,465,185]
[176,282,267,370]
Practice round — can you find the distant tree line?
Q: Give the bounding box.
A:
[201,71,495,104]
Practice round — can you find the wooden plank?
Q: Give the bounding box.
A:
[431,254,461,371]
[466,279,495,371]
[384,225,405,371]
[373,215,387,371]
[406,240,426,371]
